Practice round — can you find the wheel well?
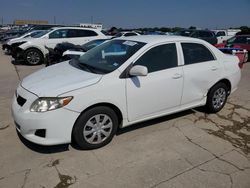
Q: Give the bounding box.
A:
[71,103,123,142]
[81,103,123,125]
[212,79,232,95]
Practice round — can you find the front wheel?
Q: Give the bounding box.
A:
[206,82,228,113]
[25,49,43,65]
[72,106,118,149]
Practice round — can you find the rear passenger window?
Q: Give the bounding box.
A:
[76,29,98,37]
[134,43,178,73]
[181,43,215,65]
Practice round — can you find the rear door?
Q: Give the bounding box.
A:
[180,42,222,106]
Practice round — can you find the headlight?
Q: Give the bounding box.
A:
[30,97,73,112]
[12,41,27,47]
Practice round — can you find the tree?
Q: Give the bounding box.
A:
[189,26,196,30]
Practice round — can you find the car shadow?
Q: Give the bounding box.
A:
[71,109,196,151]
[17,108,204,153]
[11,59,26,66]
[116,109,195,135]
[16,130,69,154]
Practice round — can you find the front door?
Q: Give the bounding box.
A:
[126,43,183,121]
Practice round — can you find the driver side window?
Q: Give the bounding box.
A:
[134,43,178,73]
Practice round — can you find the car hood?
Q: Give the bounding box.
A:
[7,38,29,45]
[21,61,102,97]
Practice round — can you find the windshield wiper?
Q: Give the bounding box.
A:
[70,58,106,74]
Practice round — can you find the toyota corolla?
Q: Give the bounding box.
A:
[12,36,241,149]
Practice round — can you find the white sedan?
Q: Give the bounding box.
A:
[12,35,241,149]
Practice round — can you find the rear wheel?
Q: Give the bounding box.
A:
[25,49,43,65]
[72,106,118,149]
[243,52,249,63]
[206,82,228,113]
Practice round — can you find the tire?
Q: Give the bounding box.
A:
[24,48,44,65]
[72,106,118,149]
[243,52,249,63]
[206,82,229,113]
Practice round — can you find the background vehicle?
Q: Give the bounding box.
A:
[112,31,140,38]
[2,30,44,53]
[12,36,241,149]
[175,29,218,45]
[215,35,250,62]
[0,30,27,42]
[12,27,107,65]
[213,29,240,44]
[45,39,109,66]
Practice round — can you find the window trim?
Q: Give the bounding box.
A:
[120,42,180,78]
[180,42,217,66]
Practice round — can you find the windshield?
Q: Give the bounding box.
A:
[32,30,50,38]
[76,40,145,74]
[115,33,123,37]
[23,31,43,38]
[227,37,236,44]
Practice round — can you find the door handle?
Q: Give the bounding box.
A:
[172,73,182,79]
[211,66,218,71]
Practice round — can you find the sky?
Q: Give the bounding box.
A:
[0,0,250,29]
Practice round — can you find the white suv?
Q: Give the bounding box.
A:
[14,27,107,65]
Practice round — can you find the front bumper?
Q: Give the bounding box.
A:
[12,85,80,145]
[12,47,25,61]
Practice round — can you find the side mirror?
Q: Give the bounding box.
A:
[129,65,148,77]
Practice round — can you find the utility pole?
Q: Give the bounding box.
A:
[54,16,56,24]
[91,16,93,24]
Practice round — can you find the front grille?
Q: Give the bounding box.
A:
[17,95,26,107]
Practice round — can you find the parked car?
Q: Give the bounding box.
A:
[12,36,241,149]
[213,29,240,44]
[215,35,250,62]
[175,29,218,45]
[2,30,44,53]
[0,30,27,42]
[112,31,140,38]
[12,27,107,65]
[45,39,109,66]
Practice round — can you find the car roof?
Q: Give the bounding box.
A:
[118,35,205,45]
[51,27,99,31]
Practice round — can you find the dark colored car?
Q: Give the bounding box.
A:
[175,29,218,45]
[215,35,250,62]
[45,39,109,66]
[0,30,27,42]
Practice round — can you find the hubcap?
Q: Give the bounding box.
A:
[83,114,113,144]
[26,51,40,64]
[212,88,226,110]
